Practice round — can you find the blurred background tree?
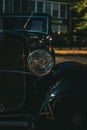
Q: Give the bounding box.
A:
[71,0,87,31]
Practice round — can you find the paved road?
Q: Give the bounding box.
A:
[54,48,87,55]
[55,55,87,65]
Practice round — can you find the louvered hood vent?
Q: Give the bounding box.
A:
[0,34,25,112]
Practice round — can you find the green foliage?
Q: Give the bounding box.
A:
[76,21,87,30]
[71,0,87,31]
[82,13,87,19]
[72,0,87,13]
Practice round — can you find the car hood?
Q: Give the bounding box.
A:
[0,31,25,112]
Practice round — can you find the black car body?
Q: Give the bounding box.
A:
[0,13,87,130]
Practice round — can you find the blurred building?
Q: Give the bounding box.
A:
[0,0,73,33]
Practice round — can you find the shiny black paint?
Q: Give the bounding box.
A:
[40,61,87,130]
[0,14,54,129]
[0,14,87,130]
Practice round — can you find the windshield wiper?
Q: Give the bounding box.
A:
[23,12,34,29]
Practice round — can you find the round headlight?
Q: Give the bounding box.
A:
[27,49,54,76]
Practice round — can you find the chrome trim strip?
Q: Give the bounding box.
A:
[0,121,28,126]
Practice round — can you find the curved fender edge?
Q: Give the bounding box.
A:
[40,61,87,112]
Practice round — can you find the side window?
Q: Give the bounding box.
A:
[31,20,43,31]
[27,18,47,33]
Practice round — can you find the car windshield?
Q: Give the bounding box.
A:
[0,15,48,34]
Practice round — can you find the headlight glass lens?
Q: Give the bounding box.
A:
[27,49,54,76]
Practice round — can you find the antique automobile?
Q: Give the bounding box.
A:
[0,13,87,130]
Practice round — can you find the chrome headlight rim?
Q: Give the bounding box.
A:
[27,49,54,77]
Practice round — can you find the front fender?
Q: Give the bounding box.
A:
[40,61,87,112]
